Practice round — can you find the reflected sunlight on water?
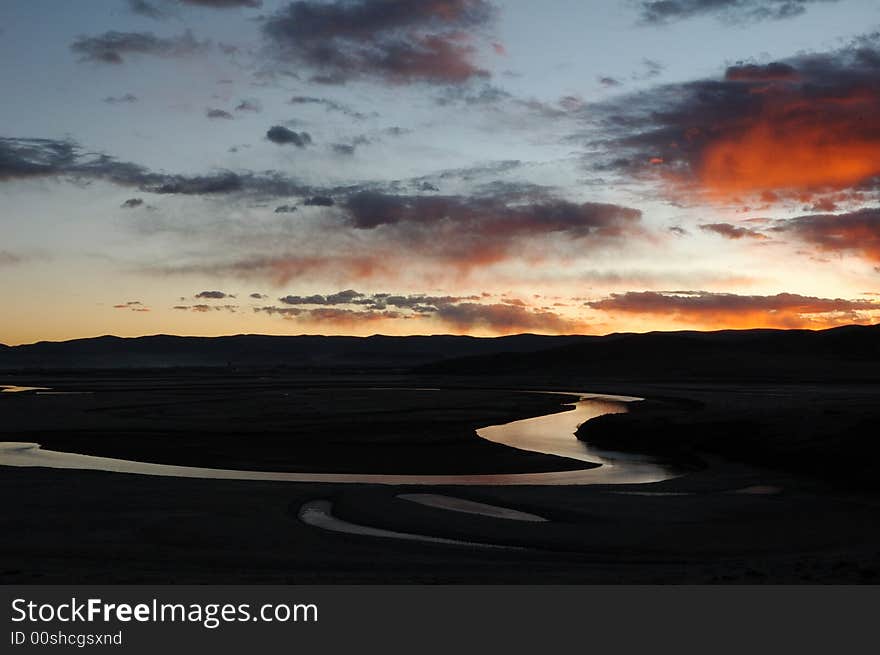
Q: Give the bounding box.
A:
[0,392,683,486]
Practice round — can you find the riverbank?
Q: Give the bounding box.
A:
[576,383,880,490]
[0,380,586,475]
[2,375,879,583]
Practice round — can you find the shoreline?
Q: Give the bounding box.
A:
[0,391,679,485]
[2,376,879,583]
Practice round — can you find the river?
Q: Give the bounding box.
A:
[0,391,681,486]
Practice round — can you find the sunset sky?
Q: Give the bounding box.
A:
[2,0,880,345]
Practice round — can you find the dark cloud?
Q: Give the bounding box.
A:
[70,30,209,64]
[148,182,642,284]
[635,58,664,79]
[436,83,511,106]
[262,0,496,85]
[266,126,312,146]
[0,136,316,198]
[342,192,641,234]
[636,0,839,24]
[288,96,369,120]
[257,289,585,333]
[178,0,262,7]
[303,195,335,206]
[332,143,356,156]
[103,93,138,104]
[206,108,234,119]
[724,62,799,81]
[0,137,79,180]
[274,204,298,213]
[594,33,880,201]
[113,301,150,312]
[195,290,230,299]
[128,0,166,19]
[235,99,262,113]
[599,76,622,87]
[279,289,364,305]
[121,198,144,209]
[771,208,880,264]
[587,290,876,328]
[179,303,239,312]
[699,222,767,240]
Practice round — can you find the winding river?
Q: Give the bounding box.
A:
[0,391,681,486]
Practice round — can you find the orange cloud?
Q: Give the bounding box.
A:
[604,39,880,204]
[698,105,880,198]
[587,291,879,330]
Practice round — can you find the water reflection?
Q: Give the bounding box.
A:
[1,385,50,393]
[0,393,682,486]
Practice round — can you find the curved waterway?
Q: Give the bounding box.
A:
[0,392,682,486]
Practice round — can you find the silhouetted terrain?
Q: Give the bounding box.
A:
[0,333,587,370]
[2,326,880,584]
[3,326,879,381]
[420,324,880,382]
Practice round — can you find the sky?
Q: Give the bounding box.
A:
[2,0,880,345]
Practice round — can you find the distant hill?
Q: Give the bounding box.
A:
[2,326,878,379]
[0,333,589,370]
[417,325,880,382]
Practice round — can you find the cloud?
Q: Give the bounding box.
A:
[274,204,298,213]
[303,195,335,206]
[341,191,641,235]
[636,0,839,25]
[587,290,878,329]
[194,290,231,299]
[158,255,388,286]
[599,76,622,87]
[279,289,364,305]
[206,108,234,119]
[0,137,78,180]
[262,0,496,85]
[288,96,369,120]
[113,301,150,312]
[103,93,138,104]
[234,99,262,113]
[0,135,314,198]
[178,0,262,7]
[724,62,799,81]
[434,302,584,333]
[699,222,767,240]
[332,143,356,156]
[595,33,880,203]
[128,0,166,19]
[771,207,880,263]
[256,289,587,333]
[255,306,405,325]
[149,189,645,285]
[121,198,144,209]
[70,30,209,64]
[266,126,312,146]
